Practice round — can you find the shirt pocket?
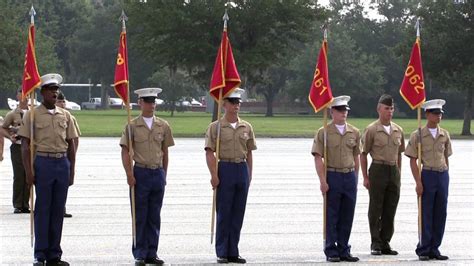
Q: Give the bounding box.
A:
[393,137,401,146]
[134,130,148,143]
[391,131,402,146]
[374,134,387,146]
[55,118,68,139]
[219,129,234,154]
[326,141,339,162]
[437,143,446,152]
[437,135,447,151]
[346,138,357,148]
[238,131,250,149]
[13,118,22,127]
[422,144,433,154]
[153,132,164,150]
[154,132,164,142]
[35,122,51,140]
[221,129,234,142]
[344,137,356,153]
[328,139,339,150]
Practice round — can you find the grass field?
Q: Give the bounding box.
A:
[1,109,472,138]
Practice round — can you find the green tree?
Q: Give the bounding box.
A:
[125,0,324,117]
[230,0,323,116]
[67,1,122,104]
[287,25,385,116]
[0,3,24,101]
[148,68,194,117]
[0,1,61,107]
[253,64,292,116]
[327,1,417,114]
[34,0,92,78]
[375,0,420,115]
[126,0,225,95]
[417,0,473,135]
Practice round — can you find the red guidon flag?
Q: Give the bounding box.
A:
[308,40,333,112]
[114,31,129,105]
[209,29,241,101]
[22,24,41,99]
[400,38,425,109]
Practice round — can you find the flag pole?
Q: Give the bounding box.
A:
[29,92,35,248]
[120,10,136,248]
[415,18,422,246]
[128,97,136,249]
[417,106,422,245]
[211,9,229,245]
[321,26,328,250]
[28,6,36,248]
[211,89,223,244]
[322,107,328,249]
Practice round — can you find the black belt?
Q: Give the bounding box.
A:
[372,160,397,166]
[423,166,448,172]
[134,163,162,169]
[220,158,246,163]
[327,167,355,173]
[36,151,67,159]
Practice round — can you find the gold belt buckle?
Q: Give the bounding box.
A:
[341,168,350,173]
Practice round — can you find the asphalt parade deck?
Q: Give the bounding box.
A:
[1,138,473,265]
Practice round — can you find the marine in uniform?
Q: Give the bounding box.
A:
[360,94,405,256]
[312,96,360,262]
[404,99,452,261]
[205,88,256,264]
[18,74,78,266]
[120,88,174,266]
[56,91,81,218]
[1,89,30,213]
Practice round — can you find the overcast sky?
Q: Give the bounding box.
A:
[319,0,385,20]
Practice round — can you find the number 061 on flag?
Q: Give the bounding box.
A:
[308,40,333,113]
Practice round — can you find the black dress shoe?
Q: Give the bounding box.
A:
[326,256,340,262]
[228,256,246,263]
[22,208,31,213]
[145,257,164,265]
[217,257,228,263]
[371,249,382,255]
[430,254,449,260]
[45,258,69,265]
[33,259,45,266]
[381,248,398,255]
[134,259,145,266]
[63,213,72,218]
[14,208,22,214]
[418,255,430,261]
[341,255,359,262]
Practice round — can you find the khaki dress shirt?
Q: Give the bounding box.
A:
[312,123,361,168]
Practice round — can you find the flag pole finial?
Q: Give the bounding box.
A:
[321,23,328,41]
[29,6,36,25]
[415,17,420,38]
[223,9,229,30]
[120,10,128,31]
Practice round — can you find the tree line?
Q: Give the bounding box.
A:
[0,0,471,134]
